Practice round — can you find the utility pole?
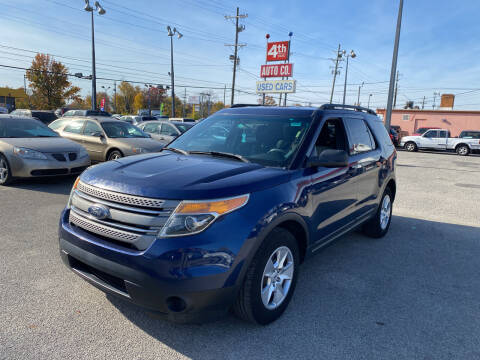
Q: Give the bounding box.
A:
[368,94,373,109]
[329,44,342,104]
[342,50,356,105]
[393,70,399,108]
[225,7,247,106]
[224,85,226,106]
[357,82,364,106]
[113,80,117,113]
[384,0,404,131]
[433,91,440,110]
[422,96,426,110]
[183,88,186,117]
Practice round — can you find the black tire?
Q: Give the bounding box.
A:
[107,150,123,161]
[404,142,417,152]
[233,227,300,325]
[0,154,13,185]
[456,144,469,156]
[362,187,393,238]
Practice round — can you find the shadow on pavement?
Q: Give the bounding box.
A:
[396,147,480,157]
[106,215,480,359]
[7,175,76,195]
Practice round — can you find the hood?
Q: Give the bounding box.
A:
[80,152,292,200]
[111,137,164,151]
[401,135,421,142]
[1,137,83,152]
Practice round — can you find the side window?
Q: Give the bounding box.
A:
[64,120,85,134]
[49,119,68,130]
[161,124,177,136]
[83,121,103,136]
[312,118,348,157]
[344,118,376,154]
[424,130,437,138]
[439,130,448,138]
[143,123,160,134]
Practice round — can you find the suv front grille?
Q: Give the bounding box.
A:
[69,181,179,250]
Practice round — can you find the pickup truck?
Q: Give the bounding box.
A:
[400,129,480,156]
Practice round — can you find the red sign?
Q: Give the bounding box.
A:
[266,41,290,61]
[260,63,293,78]
[100,98,105,111]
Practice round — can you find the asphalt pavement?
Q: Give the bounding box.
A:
[1,151,479,360]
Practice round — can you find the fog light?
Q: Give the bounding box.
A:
[166,296,187,312]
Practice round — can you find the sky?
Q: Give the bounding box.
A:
[1,0,480,110]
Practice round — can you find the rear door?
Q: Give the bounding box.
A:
[344,117,382,217]
[435,130,449,149]
[82,120,106,161]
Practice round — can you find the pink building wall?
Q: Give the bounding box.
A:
[376,109,480,137]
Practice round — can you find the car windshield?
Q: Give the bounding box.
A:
[175,123,194,133]
[101,122,148,138]
[0,118,59,138]
[167,113,313,167]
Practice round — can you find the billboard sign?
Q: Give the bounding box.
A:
[188,96,200,105]
[266,41,290,61]
[256,80,296,94]
[260,63,293,78]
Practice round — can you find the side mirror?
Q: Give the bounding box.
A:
[307,149,349,168]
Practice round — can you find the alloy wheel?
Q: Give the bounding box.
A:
[458,146,468,155]
[0,158,8,184]
[380,194,391,230]
[260,246,294,310]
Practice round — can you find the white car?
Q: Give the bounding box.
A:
[400,129,480,156]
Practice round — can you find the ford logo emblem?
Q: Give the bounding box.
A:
[87,204,110,220]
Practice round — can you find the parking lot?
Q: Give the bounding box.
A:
[1,150,479,360]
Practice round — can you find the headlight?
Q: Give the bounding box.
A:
[13,147,48,160]
[159,194,249,237]
[66,177,80,209]
[132,147,148,154]
[78,147,89,159]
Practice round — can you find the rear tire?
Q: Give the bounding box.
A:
[404,142,417,152]
[107,150,123,161]
[233,227,300,325]
[0,154,13,185]
[362,188,393,238]
[456,145,469,156]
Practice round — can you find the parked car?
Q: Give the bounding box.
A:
[62,110,111,117]
[55,107,70,117]
[169,117,196,123]
[50,116,164,162]
[111,114,123,120]
[121,115,156,125]
[155,115,169,120]
[459,130,480,139]
[400,128,480,155]
[0,115,90,185]
[389,128,399,146]
[0,107,9,114]
[10,109,57,125]
[59,104,396,324]
[137,120,194,145]
[412,127,440,136]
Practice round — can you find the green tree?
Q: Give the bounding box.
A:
[26,53,80,109]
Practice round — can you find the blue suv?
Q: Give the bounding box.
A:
[59,104,396,325]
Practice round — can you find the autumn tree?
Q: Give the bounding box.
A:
[133,93,145,113]
[117,81,138,114]
[26,54,80,109]
[257,95,276,106]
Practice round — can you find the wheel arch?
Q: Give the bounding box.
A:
[455,142,470,150]
[105,147,123,161]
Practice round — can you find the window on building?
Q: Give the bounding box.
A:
[402,114,410,121]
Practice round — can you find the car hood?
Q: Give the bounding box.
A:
[109,137,164,151]
[401,135,422,142]
[0,137,83,152]
[80,152,292,200]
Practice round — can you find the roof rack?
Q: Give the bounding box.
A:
[319,104,377,115]
[230,104,265,108]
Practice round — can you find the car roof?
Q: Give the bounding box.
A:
[59,116,120,123]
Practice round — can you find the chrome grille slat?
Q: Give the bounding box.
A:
[77,181,166,208]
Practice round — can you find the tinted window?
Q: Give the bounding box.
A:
[372,121,394,148]
[175,123,194,133]
[0,118,59,138]
[439,130,448,138]
[460,131,480,139]
[423,130,438,138]
[83,121,103,136]
[143,123,160,133]
[313,118,348,157]
[168,114,313,168]
[345,118,376,154]
[101,122,148,138]
[161,124,178,136]
[32,112,57,124]
[64,120,85,134]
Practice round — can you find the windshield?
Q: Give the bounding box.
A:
[175,123,194,133]
[0,118,59,138]
[167,113,313,167]
[101,122,149,138]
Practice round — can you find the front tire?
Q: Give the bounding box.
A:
[362,188,393,238]
[107,150,123,161]
[404,142,417,152]
[456,145,469,156]
[0,154,13,185]
[233,227,300,325]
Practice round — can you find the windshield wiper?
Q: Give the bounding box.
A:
[163,147,189,155]
[189,151,250,163]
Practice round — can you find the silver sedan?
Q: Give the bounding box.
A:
[0,115,91,185]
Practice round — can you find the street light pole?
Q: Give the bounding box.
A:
[342,50,356,105]
[357,82,364,106]
[84,1,106,111]
[384,0,404,131]
[368,94,373,109]
[167,26,182,117]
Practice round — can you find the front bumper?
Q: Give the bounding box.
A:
[10,155,91,178]
[58,208,256,323]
